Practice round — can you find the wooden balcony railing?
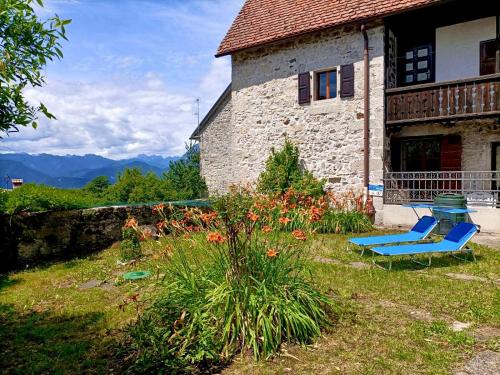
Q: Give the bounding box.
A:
[386,73,500,125]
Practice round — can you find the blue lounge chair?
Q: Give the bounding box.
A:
[370,222,478,270]
[348,216,437,255]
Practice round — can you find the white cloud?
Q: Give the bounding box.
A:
[2,74,202,159]
[1,0,243,158]
[200,57,231,95]
[2,56,233,158]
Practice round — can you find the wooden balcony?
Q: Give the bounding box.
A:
[386,73,500,126]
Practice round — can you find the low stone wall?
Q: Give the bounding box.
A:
[0,205,157,272]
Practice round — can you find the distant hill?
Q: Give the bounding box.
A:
[0,153,181,189]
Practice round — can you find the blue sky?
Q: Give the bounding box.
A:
[0,0,243,159]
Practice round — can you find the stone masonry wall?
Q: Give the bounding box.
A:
[196,24,386,222]
[0,205,157,272]
[228,24,386,194]
[199,92,233,193]
[389,119,500,171]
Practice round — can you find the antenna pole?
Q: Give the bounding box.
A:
[196,97,200,126]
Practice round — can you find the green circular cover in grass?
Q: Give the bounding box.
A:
[123,271,151,280]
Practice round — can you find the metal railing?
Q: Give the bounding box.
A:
[384,171,500,207]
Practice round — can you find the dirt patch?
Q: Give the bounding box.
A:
[100,281,117,292]
[445,273,500,285]
[313,257,341,265]
[78,279,117,291]
[349,261,370,269]
[454,350,500,375]
[451,321,472,332]
[473,326,500,343]
[79,279,102,289]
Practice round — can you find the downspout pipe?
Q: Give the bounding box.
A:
[361,24,375,216]
[361,24,370,193]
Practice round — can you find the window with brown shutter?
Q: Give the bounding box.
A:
[298,72,311,104]
[340,64,354,98]
[315,70,337,100]
[480,39,496,76]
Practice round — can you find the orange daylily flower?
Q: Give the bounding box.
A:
[200,212,217,224]
[292,229,307,241]
[278,217,291,225]
[124,217,138,228]
[247,211,260,222]
[207,232,225,244]
[267,248,278,257]
[310,206,323,222]
[156,220,167,230]
[262,225,273,233]
[152,203,165,215]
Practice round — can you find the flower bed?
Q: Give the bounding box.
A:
[123,188,371,372]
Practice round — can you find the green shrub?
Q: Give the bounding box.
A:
[83,176,110,197]
[291,170,325,198]
[120,227,142,261]
[4,184,98,214]
[164,145,208,200]
[257,140,325,197]
[0,190,8,213]
[127,190,334,373]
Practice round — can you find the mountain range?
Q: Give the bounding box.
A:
[0,153,181,189]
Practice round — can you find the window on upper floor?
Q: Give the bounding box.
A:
[315,69,337,100]
[401,44,434,85]
[480,39,497,76]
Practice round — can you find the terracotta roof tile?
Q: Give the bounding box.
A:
[217,0,443,56]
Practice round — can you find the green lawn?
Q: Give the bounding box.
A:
[0,233,498,374]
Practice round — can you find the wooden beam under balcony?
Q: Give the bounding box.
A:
[386,73,500,126]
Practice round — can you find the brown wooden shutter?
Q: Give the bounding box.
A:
[340,64,354,98]
[298,72,310,104]
[440,135,462,171]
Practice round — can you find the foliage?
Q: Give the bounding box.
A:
[128,190,335,372]
[0,189,7,212]
[83,176,110,197]
[0,148,207,213]
[3,183,97,214]
[251,188,372,234]
[257,140,325,197]
[313,210,372,234]
[0,0,71,134]
[106,168,156,203]
[164,145,207,200]
[104,147,206,204]
[119,218,142,261]
[291,170,325,198]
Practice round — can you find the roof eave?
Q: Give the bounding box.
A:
[189,84,232,140]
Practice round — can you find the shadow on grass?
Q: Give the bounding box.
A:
[0,275,21,292]
[365,253,484,272]
[0,303,121,374]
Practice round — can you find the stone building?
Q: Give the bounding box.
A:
[191,0,500,233]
